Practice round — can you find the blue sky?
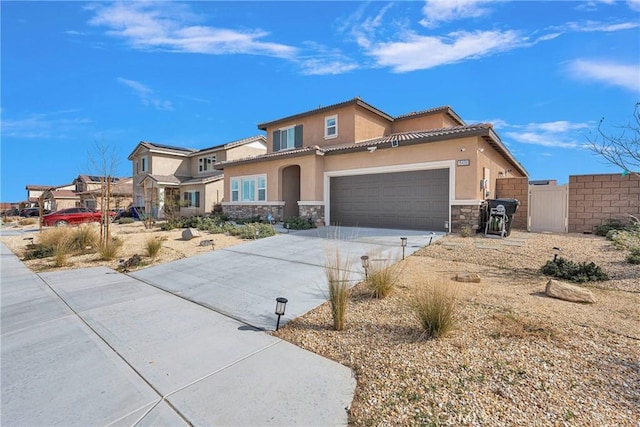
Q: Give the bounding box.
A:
[2,0,639,203]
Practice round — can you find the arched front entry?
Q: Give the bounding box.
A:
[282,165,301,218]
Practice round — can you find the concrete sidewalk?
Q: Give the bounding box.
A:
[1,244,355,426]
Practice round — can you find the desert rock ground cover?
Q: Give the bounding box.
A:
[1,220,638,425]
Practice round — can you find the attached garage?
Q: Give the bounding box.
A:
[329,168,450,231]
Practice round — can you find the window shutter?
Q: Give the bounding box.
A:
[183,192,188,206]
[195,191,200,208]
[294,125,303,148]
[273,130,281,152]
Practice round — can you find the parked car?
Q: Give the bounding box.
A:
[42,207,115,227]
[2,208,20,216]
[19,207,51,217]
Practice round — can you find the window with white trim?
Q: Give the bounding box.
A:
[140,156,148,173]
[183,190,200,208]
[325,115,337,139]
[198,155,216,173]
[230,175,267,202]
[279,126,296,150]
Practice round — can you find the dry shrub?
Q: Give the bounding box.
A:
[98,236,123,260]
[18,218,37,226]
[145,236,164,258]
[39,227,76,267]
[409,277,459,339]
[366,251,403,298]
[72,225,99,252]
[490,311,559,340]
[325,246,351,331]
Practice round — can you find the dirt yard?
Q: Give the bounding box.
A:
[1,220,638,425]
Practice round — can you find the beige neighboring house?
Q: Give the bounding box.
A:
[215,97,528,232]
[128,135,267,218]
[26,183,78,210]
[73,175,133,210]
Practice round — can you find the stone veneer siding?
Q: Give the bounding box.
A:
[298,204,326,227]
[223,204,284,222]
[568,173,640,233]
[495,177,529,230]
[451,204,483,233]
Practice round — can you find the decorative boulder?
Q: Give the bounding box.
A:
[182,228,201,240]
[544,279,596,304]
[454,273,481,283]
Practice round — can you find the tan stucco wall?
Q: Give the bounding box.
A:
[226,143,267,161]
[150,153,190,177]
[353,108,391,142]
[391,113,453,133]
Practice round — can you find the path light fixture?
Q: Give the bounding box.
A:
[275,297,288,331]
[553,246,561,263]
[361,255,370,280]
[255,230,260,240]
[286,223,290,233]
[400,237,407,260]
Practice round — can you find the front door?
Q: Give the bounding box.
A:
[282,165,301,218]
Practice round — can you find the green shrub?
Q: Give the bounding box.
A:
[325,248,351,331]
[145,237,163,258]
[228,223,276,239]
[409,278,458,339]
[233,215,263,225]
[283,216,316,230]
[98,237,123,260]
[594,219,628,236]
[626,248,640,265]
[541,257,608,282]
[23,243,54,260]
[366,255,403,298]
[119,217,135,224]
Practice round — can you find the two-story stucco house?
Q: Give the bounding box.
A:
[215,97,528,232]
[128,136,267,218]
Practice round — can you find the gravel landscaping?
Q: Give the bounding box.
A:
[275,231,640,426]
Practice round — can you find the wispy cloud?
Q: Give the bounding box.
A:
[419,0,493,28]
[117,78,173,111]
[1,110,91,139]
[502,121,592,149]
[87,2,296,59]
[566,59,639,92]
[367,29,523,73]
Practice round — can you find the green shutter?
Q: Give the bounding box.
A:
[183,192,189,207]
[195,191,200,208]
[273,130,281,151]
[294,125,303,148]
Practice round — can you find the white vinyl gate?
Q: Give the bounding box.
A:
[528,184,568,233]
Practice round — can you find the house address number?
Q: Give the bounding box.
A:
[457,159,470,166]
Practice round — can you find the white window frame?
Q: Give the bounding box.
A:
[198,155,217,173]
[140,156,148,173]
[279,126,296,150]
[325,115,337,139]
[230,175,267,202]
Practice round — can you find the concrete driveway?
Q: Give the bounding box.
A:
[1,226,441,426]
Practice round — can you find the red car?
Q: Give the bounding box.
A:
[42,207,114,227]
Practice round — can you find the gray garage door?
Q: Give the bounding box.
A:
[329,169,449,231]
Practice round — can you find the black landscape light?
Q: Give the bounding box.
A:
[286,223,290,233]
[553,246,561,263]
[400,237,407,260]
[361,255,370,280]
[275,297,288,331]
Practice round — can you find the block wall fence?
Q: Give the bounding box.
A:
[495,173,640,233]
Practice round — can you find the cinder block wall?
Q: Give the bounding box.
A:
[495,177,529,230]
[568,173,640,233]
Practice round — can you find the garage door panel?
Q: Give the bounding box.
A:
[330,169,449,231]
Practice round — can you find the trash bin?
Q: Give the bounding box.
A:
[488,198,519,236]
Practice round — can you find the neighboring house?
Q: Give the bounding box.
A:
[25,183,77,210]
[215,97,528,232]
[128,136,267,218]
[73,175,133,210]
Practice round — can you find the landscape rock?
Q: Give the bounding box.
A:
[182,228,201,240]
[454,273,481,283]
[545,279,596,304]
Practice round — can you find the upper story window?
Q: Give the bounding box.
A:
[136,156,149,175]
[198,155,216,173]
[273,125,303,151]
[325,115,337,139]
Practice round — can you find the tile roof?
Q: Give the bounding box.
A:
[197,135,267,153]
[394,106,465,126]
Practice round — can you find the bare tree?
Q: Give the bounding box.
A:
[88,140,119,245]
[586,103,640,177]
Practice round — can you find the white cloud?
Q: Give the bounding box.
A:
[88,2,297,59]
[566,59,640,92]
[368,30,523,72]
[501,120,593,149]
[298,59,358,76]
[1,110,91,139]
[629,0,640,12]
[419,0,492,28]
[504,131,582,149]
[117,78,173,111]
